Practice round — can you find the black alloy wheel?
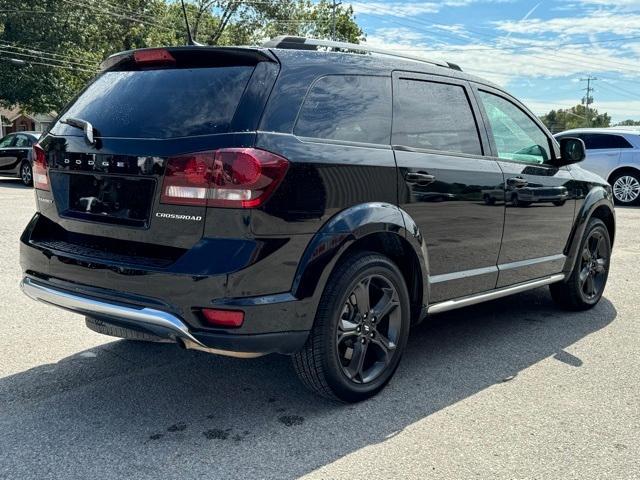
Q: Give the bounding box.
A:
[336,274,402,384]
[293,252,410,402]
[550,218,611,310]
[578,228,608,302]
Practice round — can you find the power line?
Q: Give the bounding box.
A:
[61,0,176,31]
[0,41,97,67]
[0,55,96,73]
[0,48,96,70]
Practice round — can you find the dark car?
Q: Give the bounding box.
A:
[20,37,615,402]
[0,131,41,186]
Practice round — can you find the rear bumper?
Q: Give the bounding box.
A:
[21,276,309,356]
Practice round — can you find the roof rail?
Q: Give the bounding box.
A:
[262,36,462,71]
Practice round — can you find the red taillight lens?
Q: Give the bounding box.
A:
[201,308,244,328]
[160,148,289,208]
[32,143,49,191]
[133,48,175,66]
[160,153,211,206]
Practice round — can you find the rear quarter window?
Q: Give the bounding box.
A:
[56,66,255,139]
[294,75,392,145]
[580,133,633,150]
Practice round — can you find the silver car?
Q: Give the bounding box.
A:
[555,127,640,206]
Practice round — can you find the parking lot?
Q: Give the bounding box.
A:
[0,177,638,480]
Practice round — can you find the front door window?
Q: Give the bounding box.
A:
[479,91,551,165]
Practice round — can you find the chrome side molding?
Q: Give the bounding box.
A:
[20,277,262,359]
[427,274,565,315]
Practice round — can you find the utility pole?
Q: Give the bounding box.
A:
[580,75,597,127]
[331,0,342,40]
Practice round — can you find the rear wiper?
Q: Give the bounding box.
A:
[60,117,97,145]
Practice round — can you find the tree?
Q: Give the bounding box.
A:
[615,119,640,127]
[0,0,363,113]
[183,0,363,45]
[0,0,178,112]
[539,104,611,133]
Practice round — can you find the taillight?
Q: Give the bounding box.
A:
[160,148,289,208]
[32,143,49,191]
[201,308,244,328]
[133,48,175,66]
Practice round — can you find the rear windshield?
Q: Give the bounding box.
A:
[56,66,254,139]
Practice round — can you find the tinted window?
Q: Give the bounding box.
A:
[580,133,633,150]
[14,134,32,147]
[0,135,13,148]
[295,75,391,145]
[479,91,551,165]
[392,79,482,155]
[58,66,254,139]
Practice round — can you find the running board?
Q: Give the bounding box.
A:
[427,274,565,315]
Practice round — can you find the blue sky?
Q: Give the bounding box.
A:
[348,0,640,122]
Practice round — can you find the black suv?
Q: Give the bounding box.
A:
[20,37,615,402]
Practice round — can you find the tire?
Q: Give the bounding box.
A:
[483,194,495,206]
[511,193,531,208]
[553,200,566,207]
[610,170,640,206]
[550,218,611,311]
[292,251,411,402]
[20,161,33,187]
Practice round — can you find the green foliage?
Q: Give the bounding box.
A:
[540,104,611,133]
[0,0,363,113]
[615,119,640,126]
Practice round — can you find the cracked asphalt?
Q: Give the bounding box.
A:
[0,177,638,479]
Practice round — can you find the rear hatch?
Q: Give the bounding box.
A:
[34,47,278,266]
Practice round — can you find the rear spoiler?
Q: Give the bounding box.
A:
[100,46,277,72]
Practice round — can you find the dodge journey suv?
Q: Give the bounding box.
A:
[20,37,615,402]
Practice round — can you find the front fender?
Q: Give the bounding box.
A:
[292,202,428,305]
[563,185,615,275]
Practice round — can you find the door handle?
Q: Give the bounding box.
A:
[507,176,528,187]
[405,172,436,185]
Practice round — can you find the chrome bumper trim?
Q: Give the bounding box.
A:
[427,274,565,315]
[20,277,263,359]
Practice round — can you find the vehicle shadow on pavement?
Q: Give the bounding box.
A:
[0,288,616,480]
[0,178,28,189]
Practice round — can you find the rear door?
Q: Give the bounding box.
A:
[0,134,17,172]
[392,72,505,303]
[474,86,575,287]
[37,48,277,254]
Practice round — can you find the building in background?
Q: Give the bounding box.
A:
[0,106,56,137]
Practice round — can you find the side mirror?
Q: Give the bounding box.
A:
[557,137,586,166]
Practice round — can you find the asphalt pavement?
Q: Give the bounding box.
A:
[0,177,638,479]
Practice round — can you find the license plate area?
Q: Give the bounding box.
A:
[50,172,156,228]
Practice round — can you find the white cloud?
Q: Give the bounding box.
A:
[351,0,514,18]
[577,0,640,8]
[495,11,640,36]
[368,27,431,45]
[351,2,440,17]
[364,30,640,101]
[357,1,640,122]
[366,30,640,83]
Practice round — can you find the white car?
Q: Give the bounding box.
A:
[555,128,640,206]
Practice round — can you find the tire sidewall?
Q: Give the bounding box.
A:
[611,171,640,206]
[20,161,33,187]
[572,219,611,306]
[320,255,411,401]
